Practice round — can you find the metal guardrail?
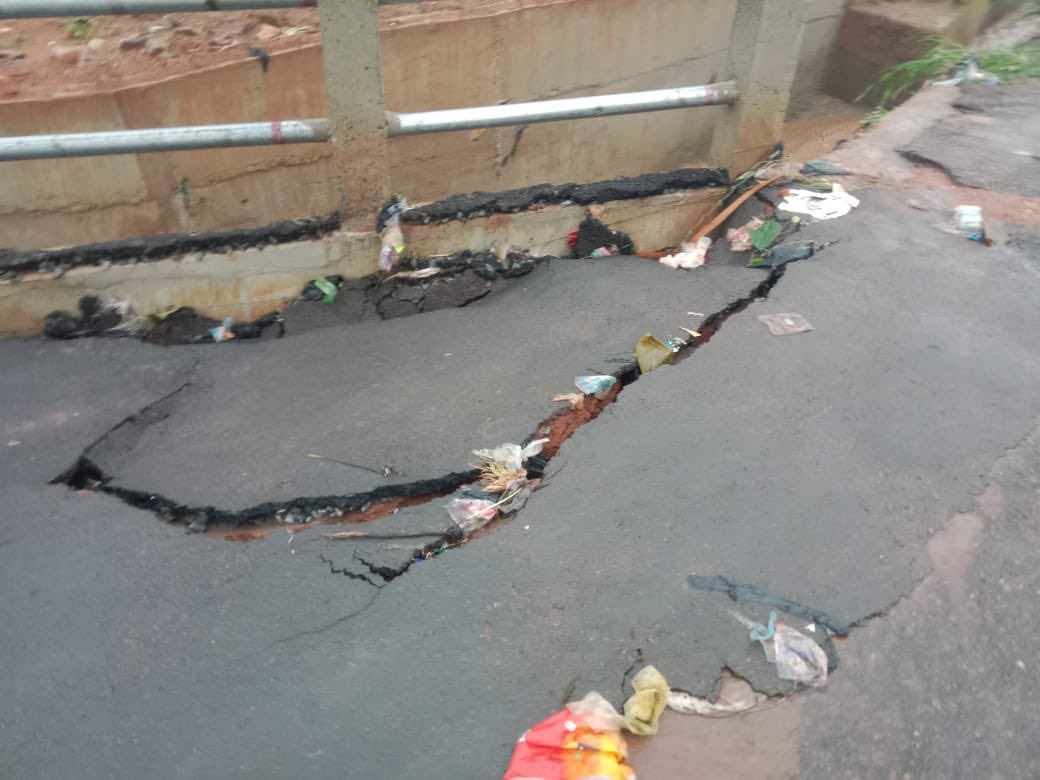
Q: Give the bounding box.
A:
[0,0,416,16]
[0,84,737,160]
[387,83,736,137]
[0,120,330,160]
[0,0,788,221]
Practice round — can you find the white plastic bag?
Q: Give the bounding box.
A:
[471,438,548,472]
[771,623,828,688]
[778,184,859,221]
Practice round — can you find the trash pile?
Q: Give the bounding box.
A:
[444,439,548,537]
[503,607,832,778]
[569,217,635,259]
[44,295,284,344]
[640,154,861,273]
[43,295,143,340]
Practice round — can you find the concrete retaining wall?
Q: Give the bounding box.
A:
[1,0,844,250]
[0,185,723,337]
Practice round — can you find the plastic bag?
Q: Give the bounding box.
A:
[747,610,828,687]
[209,317,235,343]
[772,623,828,688]
[311,276,340,303]
[498,478,532,515]
[660,236,710,269]
[667,673,766,717]
[445,496,498,536]
[575,375,617,400]
[778,184,859,221]
[748,219,782,251]
[622,665,669,736]
[727,217,765,251]
[636,333,674,374]
[749,240,815,269]
[472,439,548,472]
[379,225,405,272]
[503,692,635,780]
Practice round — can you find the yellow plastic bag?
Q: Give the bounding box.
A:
[635,334,674,374]
[622,665,669,736]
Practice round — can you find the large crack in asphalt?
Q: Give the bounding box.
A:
[52,265,787,585]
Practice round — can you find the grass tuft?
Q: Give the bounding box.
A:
[859,36,1040,109]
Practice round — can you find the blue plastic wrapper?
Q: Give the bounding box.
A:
[575,375,617,399]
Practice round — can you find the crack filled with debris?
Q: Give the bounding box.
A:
[53,264,786,582]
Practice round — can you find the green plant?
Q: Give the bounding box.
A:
[858,36,1040,108]
[861,106,888,126]
[63,17,93,39]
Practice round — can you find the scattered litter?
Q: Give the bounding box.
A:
[749,610,829,688]
[799,159,850,177]
[622,665,669,736]
[667,674,767,717]
[383,267,442,281]
[307,453,398,477]
[208,317,235,343]
[573,218,634,258]
[779,184,859,221]
[449,439,547,535]
[688,311,704,317]
[445,495,500,536]
[575,375,617,399]
[143,307,282,345]
[748,219,783,252]
[313,276,340,303]
[504,691,635,780]
[300,274,345,302]
[636,333,674,373]
[933,55,998,87]
[686,174,783,245]
[44,295,143,340]
[472,439,547,475]
[727,217,765,251]
[378,195,410,271]
[660,237,710,270]
[757,313,814,336]
[953,205,985,241]
[749,240,815,269]
[553,392,585,410]
[591,246,620,258]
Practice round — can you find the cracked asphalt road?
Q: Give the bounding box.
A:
[5,82,1040,778]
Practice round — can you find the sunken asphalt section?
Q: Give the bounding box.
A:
[3,185,1040,778]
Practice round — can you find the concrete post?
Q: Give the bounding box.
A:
[317,0,391,229]
[710,0,806,174]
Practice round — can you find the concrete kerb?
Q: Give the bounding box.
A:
[0,231,377,338]
[0,189,723,338]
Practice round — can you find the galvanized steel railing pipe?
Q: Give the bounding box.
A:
[0,82,735,160]
[0,0,417,17]
[0,0,313,15]
[386,82,737,136]
[0,119,329,161]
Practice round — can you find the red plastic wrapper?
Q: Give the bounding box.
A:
[503,693,635,780]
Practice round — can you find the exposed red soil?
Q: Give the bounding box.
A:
[0,1,569,101]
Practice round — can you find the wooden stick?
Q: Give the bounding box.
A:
[685,174,783,245]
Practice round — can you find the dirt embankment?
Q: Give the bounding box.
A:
[0,0,568,101]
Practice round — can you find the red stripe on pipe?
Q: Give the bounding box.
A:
[271,120,285,144]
